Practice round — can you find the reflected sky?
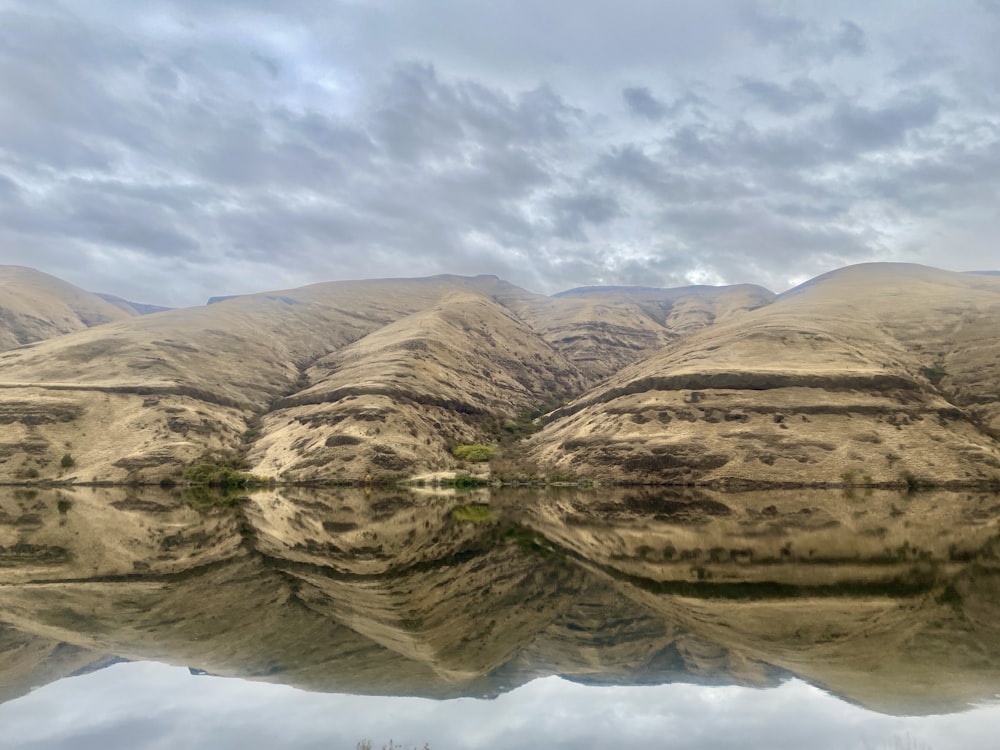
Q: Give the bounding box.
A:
[2,662,998,750]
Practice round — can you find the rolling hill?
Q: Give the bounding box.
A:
[0,263,997,486]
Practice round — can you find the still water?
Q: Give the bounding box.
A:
[2,485,999,748]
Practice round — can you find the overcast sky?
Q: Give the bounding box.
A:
[4,663,1000,750]
[1,1,998,306]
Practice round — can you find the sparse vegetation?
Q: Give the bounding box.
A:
[181,485,247,510]
[937,584,963,609]
[183,456,269,488]
[441,474,489,489]
[60,453,75,469]
[452,504,496,523]
[452,443,494,462]
[901,471,936,493]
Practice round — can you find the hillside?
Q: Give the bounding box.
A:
[0,263,997,486]
[529,264,1000,487]
[0,266,138,351]
[0,271,764,484]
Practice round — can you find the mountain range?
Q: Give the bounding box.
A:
[0,262,998,487]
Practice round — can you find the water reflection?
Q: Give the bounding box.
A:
[2,485,1000,718]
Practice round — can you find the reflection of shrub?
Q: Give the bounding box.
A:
[182,485,246,510]
[937,584,962,608]
[452,504,496,523]
[452,443,493,462]
[901,471,936,492]
[439,474,488,489]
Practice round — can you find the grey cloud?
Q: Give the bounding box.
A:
[741,4,807,45]
[623,86,668,121]
[855,136,1000,213]
[740,77,827,114]
[740,6,867,63]
[0,172,21,201]
[10,665,999,750]
[830,90,943,151]
[978,0,1000,16]
[834,20,867,55]
[549,191,621,240]
[0,1,997,304]
[369,64,581,164]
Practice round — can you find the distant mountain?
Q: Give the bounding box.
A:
[95,293,172,316]
[0,263,997,487]
[0,266,138,351]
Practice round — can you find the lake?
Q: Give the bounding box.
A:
[2,485,999,748]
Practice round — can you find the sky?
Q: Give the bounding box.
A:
[0,1,998,307]
[3,663,999,750]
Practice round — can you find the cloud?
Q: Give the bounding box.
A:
[0,1,997,305]
[4,666,1000,750]
[623,86,669,121]
[740,77,828,115]
[829,90,944,152]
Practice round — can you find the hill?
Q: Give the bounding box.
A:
[0,266,138,351]
[0,264,997,486]
[529,264,1000,486]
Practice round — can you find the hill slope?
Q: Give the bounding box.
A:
[0,270,764,484]
[529,264,1000,486]
[0,264,997,486]
[0,266,138,351]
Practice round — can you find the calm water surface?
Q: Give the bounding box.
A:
[2,485,999,748]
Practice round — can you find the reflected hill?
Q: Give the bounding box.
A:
[1,486,999,715]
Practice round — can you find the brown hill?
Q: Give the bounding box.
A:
[0,271,763,484]
[529,263,1000,486]
[0,266,138,351]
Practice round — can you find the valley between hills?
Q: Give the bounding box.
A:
[0,262,999,488]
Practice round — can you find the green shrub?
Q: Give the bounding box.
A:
[183,458,268,488]
[452,504,496,523]
[452,443,494,462]
[60,453,75,469]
